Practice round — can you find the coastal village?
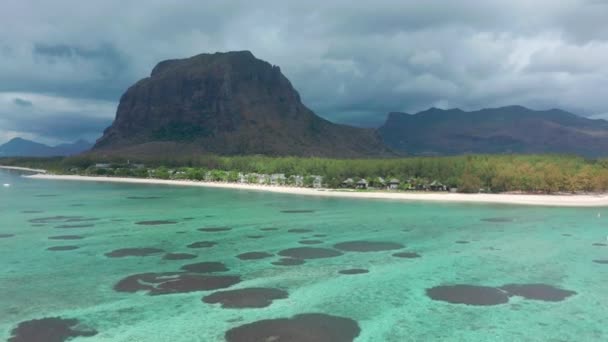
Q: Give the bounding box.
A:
[86,163,453,192]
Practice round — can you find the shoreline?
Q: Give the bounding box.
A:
[0,165,47,173]
[24,173,608,207]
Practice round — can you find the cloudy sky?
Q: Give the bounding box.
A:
[2,0,608,145]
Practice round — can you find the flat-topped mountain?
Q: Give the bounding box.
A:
[93,51,390,158]
[379,106,608,157]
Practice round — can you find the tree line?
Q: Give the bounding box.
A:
[3,154,608,193]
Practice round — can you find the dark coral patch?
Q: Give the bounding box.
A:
[225,313,360,342]
[288,228,313,233]
[281,210,315,214]
[114,272,241,295]
[49,235,84,240]
[0,233,15,238]
[203,288,288,308]
[393,252,421,258]
[21,210,44,214]
[279,247,343,259]
[313,234,327,238]
[181,261,229,273]
[260,227,279,231]
[339,269,369,275]
[8,317,97,342]
[593,259,608,264]
[187,241,217,249]
[55,224,95,229]
[481,217,514,223]
[47,246,79,251]
[334,241,404,252]
[455,240,470,244]
[65,218,99,223]
[499,284,577,302]
[272,258,305,266]
[299,240,323,245]
[247,235,264,239]
[592,243,607,246]
[105,247,164,258]
[29,216,83,224]
[135,220,177,226]
[163,253,198,260]
[198,227,231,232]
[127,196,162,200]
[236,252,273,260]
[426,285,509,306]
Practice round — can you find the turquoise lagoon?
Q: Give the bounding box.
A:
[1,169,607,341]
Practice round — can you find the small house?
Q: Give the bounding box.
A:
[312,175,323,188]
[258,174,270,185]
[204,172,213,182]
[342,178,355,188]
[289,175,304,187]
[388,178,400,190]
[356,179,369,189]
[429,180,447,191]
[270,173,286,186]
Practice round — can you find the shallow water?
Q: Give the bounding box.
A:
[1,170,607,341]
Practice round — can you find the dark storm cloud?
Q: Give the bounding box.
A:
[1,0,607,142]
[0,93,115,144]
[2,42,131,101]
[0,109,112,143]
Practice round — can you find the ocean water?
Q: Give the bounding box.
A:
[1,169,607,341]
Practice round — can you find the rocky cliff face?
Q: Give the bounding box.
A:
[379,106,608,157]
[93,51,390,158]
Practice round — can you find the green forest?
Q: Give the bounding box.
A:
[3,154,608,193]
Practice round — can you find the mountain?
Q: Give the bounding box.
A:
[379,106,608,157]
[0,138,92,157]
[93,51,390,158]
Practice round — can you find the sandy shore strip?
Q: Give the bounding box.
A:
[24,173,608,207]
[0,165,47,173]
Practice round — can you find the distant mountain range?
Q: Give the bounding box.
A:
[379,106,608,157]
[93,51,390,158]
[0,138,92,157]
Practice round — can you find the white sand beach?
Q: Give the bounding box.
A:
[22,173,608,207]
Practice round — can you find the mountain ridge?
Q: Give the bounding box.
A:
[379,106,608,157]
[0,137,92,157]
